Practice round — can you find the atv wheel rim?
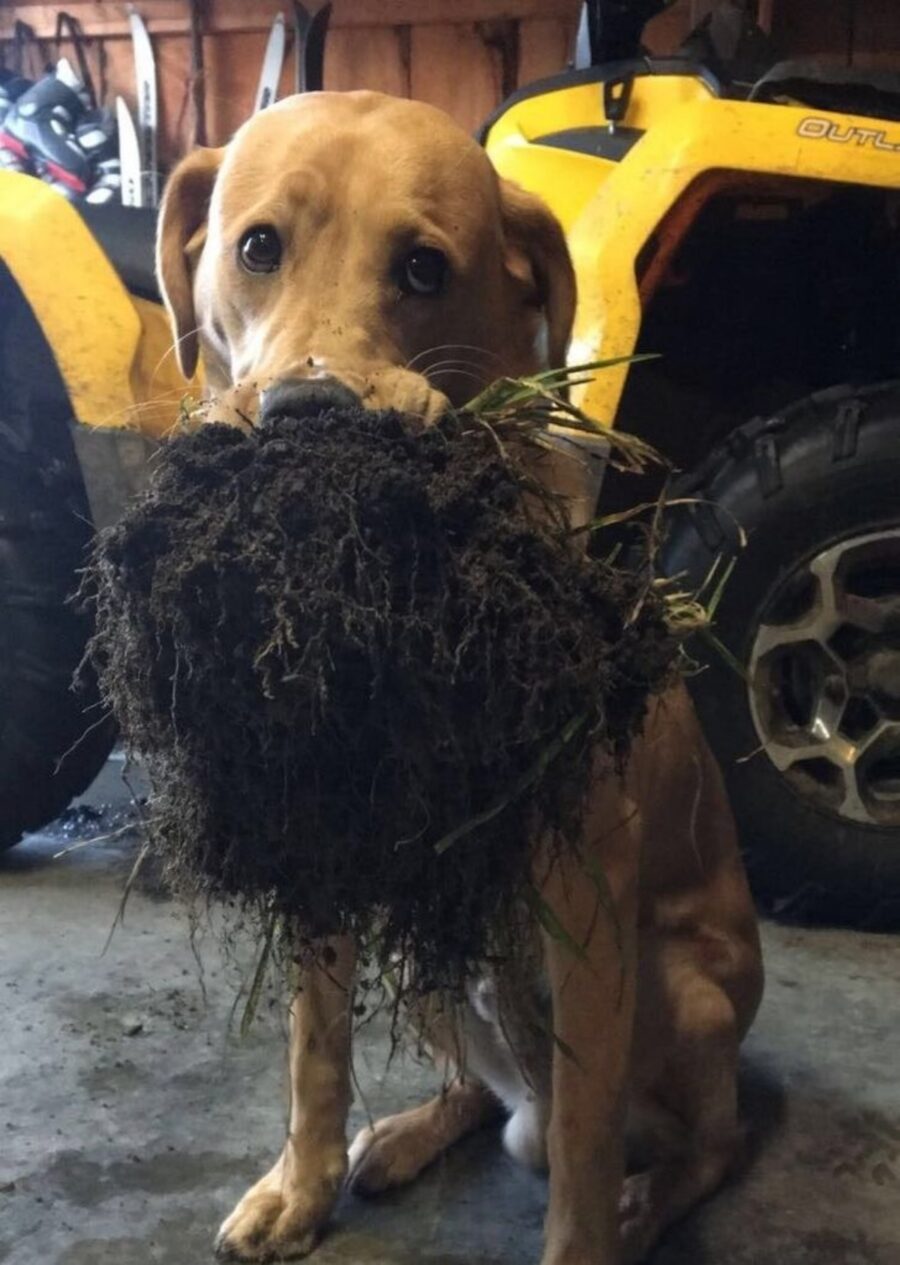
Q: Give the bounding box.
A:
[748,528,900,827]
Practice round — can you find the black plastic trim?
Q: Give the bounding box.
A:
[478,59,721,145]
[533,124,645,161]
[77,202,159,301]
[749,59,900,122]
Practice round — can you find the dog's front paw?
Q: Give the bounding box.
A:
[215,1191,317,1262]
[214,1149,345,1262]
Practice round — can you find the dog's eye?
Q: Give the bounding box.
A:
[399,248,448,297]
[238,225,282,274]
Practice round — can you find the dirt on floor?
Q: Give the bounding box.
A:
[1,755,899,1265]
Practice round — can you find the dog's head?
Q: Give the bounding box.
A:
[157,91,576,426]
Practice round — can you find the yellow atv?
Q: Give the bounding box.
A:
[2,0,899,927]
[486,0,900,924]
[0,180,188,844]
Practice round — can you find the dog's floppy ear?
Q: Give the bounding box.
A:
[499,179,577,370]
[156,146,224,378]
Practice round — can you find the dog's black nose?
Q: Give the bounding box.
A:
[258,376,361,425]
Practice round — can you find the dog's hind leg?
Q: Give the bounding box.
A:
[619,969,744,1264]
[347,996,524,1194]
[215,936,356,1262]
[347,1076,501,1194]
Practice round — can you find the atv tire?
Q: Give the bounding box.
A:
[664,382,900,928]
[0,428,113,851]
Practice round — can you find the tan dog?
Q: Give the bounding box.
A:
[156,91,763,1265]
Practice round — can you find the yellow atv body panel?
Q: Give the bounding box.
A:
[0,170,193,439]
[485,70,718,234]
[485,74,900,426]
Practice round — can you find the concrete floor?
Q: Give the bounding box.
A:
[1,758,899,1265]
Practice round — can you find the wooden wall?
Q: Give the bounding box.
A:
[1,1,899,172]
[769,0,900,69]
[643,0,900,67]
[0,0,582,169]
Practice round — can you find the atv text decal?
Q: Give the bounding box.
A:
[798,116,900,152]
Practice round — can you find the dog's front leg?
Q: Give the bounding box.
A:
[216,936,356,1262]
[539,789,640,1265]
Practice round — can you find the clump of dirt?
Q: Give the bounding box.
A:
[83,406,678,990]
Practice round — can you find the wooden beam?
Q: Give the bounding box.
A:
[0,0,581,42]
[187,0,206,147]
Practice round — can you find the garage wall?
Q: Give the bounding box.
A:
[1,1,898,172]
[647,0,900,65]
[769,0,900,69]
[0,0,581,167]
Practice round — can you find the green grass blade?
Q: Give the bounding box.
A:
[522,884,588,964]
[700,627,747,681]
[705,554,738,622]
[433,713,588,855]
[240,913,276,1038]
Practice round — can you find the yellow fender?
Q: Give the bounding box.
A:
[0,171,144,429]
[0,172,195,438]
[568,100,900,423]
[486,71,716,236]
[488,86,900,426]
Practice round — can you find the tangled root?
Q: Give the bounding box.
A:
[84,406,678,991]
